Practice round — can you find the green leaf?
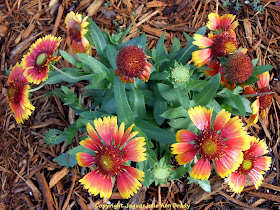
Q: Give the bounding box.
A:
[84,72,109,89]
[169,37,181,58]
[135,119,176,144]
[224,88,246,116]
[157,83,178,105]
[65,123,78,145]
[77,53,109,73]
[252,65,273,77]
[118,33,147,50]
[168,118,191,129]
[68,145,95,156]
[105,45,118,69]
[176,26,206,64]
[79,111,107,120]
[175,87,190,110]
[193,179,211,193]
[46,68,93,84]
[153,85,167,126]
[193,73,220,106]
[53,153,77,168]
[114,77,134,125]
[160,106,188,119]
[155,31,167,62]
[43,129,64,146]
[59,50,82,68]
[88,19,108,61]
[183,32,192,42]
[170,164,190,180]
[129,89,146,119]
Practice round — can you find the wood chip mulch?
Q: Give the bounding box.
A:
[0,0,279,209]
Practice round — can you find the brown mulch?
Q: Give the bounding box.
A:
[0,0,280,209]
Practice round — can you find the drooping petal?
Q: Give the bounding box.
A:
[206,60,221,77]
[175,129,197,143]
[228,21,239,30]
[93,116,118,144]
[192,49,213,68]
[138,62,152,82]
[79,170,113,198]
[254,156,271,171]
[228,172,245,193]
[247,167,264,190]
[243,85,257,95]
[257,72,270,89]
[122,137,147,162]
[188,106,213,131]
[215,149,243,178]
[214,109,231,131]
[76,152,95,167]
[248,114,259,127]
[65,11,89,53]
[190,158,211,180]
[220,116,246,139]
[193,34,214,48]
[206,13,221,30]
[117,169,143,199]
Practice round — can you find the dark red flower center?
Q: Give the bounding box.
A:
[7,81,24,105]
[69,23,82,42]
[196,130,225,159]
[116,46,147,78]
[258,87,273,110]
[225,52,254,83]
[212,33,238,57]
[95,145,124,176]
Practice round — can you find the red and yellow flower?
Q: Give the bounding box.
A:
[192,31,238,68]
[7,63,35,124]
[228,136,271,193]
[171,106,250,180]
[206,13,238,32]
[65,11,90,53]
[244,72,273,126]
[76,116,146,199]
[115,46,152,83]
[23,35,62,84]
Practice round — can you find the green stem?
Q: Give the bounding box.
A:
[29,83,46,92]
[51,65,79,80]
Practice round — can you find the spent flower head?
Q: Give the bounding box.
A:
[115,46,152,83]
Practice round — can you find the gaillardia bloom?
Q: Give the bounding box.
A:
[225,51,254,83]
[65,11,89,53]
[7,63,35,124]
[228,136,271,193]
[171,106,250,180]
[192,31,238,67]
[76,116,146,199]
[206,13,238,32]
[244,72,272,126]
[23,35,62,84]
[115,46,152,83]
